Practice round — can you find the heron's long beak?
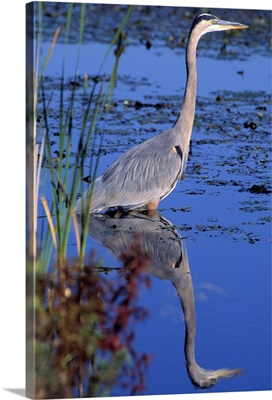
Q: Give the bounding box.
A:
[217,19,249,30]
[207,19,248,33]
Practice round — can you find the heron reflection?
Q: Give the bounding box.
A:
[78,211,242,389]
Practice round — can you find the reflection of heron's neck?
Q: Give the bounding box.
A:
[173,258,242,389]
[171,263,198,374]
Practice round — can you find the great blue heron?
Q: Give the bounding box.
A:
[75,13,248,214]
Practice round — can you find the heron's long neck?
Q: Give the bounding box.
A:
[174,30,199,168]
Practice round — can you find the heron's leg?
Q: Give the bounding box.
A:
[146,199,160,211]
[146,209,160,219]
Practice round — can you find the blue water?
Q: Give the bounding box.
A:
[41,41,270,96]
[81,214,271,395]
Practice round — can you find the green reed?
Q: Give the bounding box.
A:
[33,3,135,269]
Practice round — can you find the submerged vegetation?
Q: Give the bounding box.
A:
[35,252,152,398]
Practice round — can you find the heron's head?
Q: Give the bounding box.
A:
[187,365,243,389]
[191,13,248,38]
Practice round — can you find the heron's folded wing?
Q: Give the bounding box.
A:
[99,135,182,208]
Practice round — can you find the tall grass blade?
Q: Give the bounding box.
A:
[35,129,45,234]
[40,27,61,78]
[61,2,86,200]
[72,210,81,257]
[58,2,73,190]
[41,197,58,253]
[97,5,135,76]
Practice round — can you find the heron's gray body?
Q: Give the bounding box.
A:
[75,13,247,214]
[76,128,185,213]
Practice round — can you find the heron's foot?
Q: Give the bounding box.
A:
[145,209,160,219]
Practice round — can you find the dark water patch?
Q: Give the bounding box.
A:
[184,189,206,195]
[37,4,271,59]
[179,221,262,244]
[248,184,270,194]
[238,199,270,213]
